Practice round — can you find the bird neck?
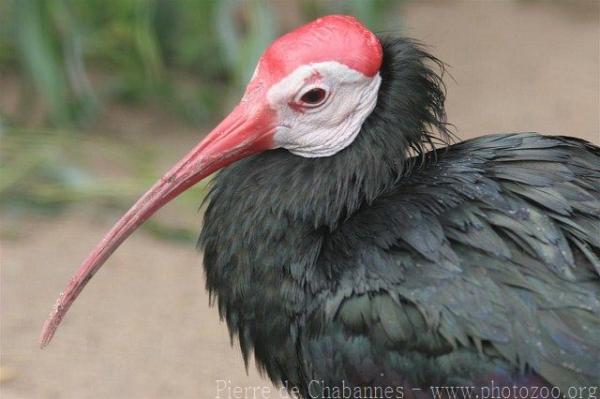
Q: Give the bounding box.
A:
[204,37,451,231]
[270,36,451,229]
[365,36,450,164]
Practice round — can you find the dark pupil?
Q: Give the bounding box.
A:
[301,88,326,104]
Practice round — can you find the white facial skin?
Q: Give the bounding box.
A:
[265,62,381,158]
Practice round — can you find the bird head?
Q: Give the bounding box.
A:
[245,14,382,157]
[39,15,384,346]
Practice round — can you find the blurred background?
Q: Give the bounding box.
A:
[1,1,598,398]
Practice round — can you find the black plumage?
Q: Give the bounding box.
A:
[199,37,600,396]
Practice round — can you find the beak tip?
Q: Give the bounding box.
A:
[39,297,65,349]
[39,317,55,349]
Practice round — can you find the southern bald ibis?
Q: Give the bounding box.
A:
[41,15,599,396]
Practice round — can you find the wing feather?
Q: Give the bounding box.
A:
[322,133,600,389]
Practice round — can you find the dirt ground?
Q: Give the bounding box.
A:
[2,2,599,398]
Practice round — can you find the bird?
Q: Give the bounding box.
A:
[40,15,599,397]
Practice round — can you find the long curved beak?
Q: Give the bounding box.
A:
[39,101,275,348]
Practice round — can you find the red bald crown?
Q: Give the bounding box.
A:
[255,15,383,86]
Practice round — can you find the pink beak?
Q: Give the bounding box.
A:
[39,99,275,348]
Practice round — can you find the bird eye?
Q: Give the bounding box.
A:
[300,88,327,106]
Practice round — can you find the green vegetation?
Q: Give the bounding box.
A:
[2,0,395,126]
